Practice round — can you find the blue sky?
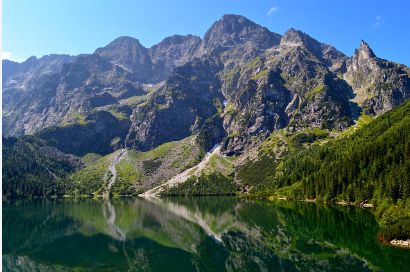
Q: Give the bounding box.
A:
[3,0,410,65]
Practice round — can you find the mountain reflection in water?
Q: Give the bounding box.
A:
[3,197,410,271]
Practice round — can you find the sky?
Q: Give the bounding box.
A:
[3,0,410,65]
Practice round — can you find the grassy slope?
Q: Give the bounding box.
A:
[68,136,204,196]
[162,153,238,196]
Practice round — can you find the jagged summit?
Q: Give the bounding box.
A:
[100,36,142,46]
[281,28,326,51]
[281,28,305,43]
[348,40,378,72]
[356,40,376,59]
[3,14,409,142]
[196,14,281,57]
[95,35,152,81]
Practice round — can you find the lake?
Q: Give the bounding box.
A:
[3,197,410,271]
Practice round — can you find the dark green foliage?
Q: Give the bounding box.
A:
[237,154,276,187]
[163,173,237,196]
[143,159,162,174]
[250,100,410,204]
[288,129,329,149]
[244,100,410,239]
[2,136,81,198]
[377,199,410,241]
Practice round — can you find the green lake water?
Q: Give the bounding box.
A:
[3,197,410,271]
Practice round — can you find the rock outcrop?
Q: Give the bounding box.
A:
[345,40,410,114]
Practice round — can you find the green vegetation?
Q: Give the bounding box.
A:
[221,66,240,86]
[250,69,269,81]
[305,85,327,100]
[65,111,87,125]
[81,153,102,166]
[288,128,330,150]
[66,153,112,196]
[213,98,223,114]
[163,153,236,196]
[121,95,148,107]
[337,113,374,138]
[246,56,263,70]
[377,199,410,241]
[224,103,236,116]
[245,100,410,240]
[143,159,162,174]
[36,110,130,156]
[106,108,128,120]
[112,159,143,195]
[139,141,177,160]
[163,173,237,196]
[239,128,329,187]
[2,136,79,198]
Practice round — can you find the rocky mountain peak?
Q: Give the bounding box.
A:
[281,28,304,44]
[280,28,320,51]
[218,14,255,27]
[97,36,144,50]
[278,28,347,72]
[196,14,281,57]
[348,40,378,73]
[355,40,376,60]
[95,36,152,82]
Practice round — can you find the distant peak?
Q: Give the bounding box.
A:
[285,28,300,34]
[356,39,376,59]
[95,36,147,55]
[220,14,249,21]
[283,28,305,39]
[110,36,142,45]
[281,28,310,46]
[212,14,256,29]
[26,56,38,62]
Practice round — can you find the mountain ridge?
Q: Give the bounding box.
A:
[3,14,410,202]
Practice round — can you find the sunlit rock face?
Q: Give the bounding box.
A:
[345,40,410,115]
[3,15,410,155]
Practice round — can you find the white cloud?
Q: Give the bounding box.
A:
[1,52,25,62]
[1,51,13,60]
[374,15,383,29]
[267,6,278,16]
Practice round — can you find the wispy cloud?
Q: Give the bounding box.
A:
[1,52,25,62]
[374,15,383,29]
[1,51,13,60]
[267,6,278,16]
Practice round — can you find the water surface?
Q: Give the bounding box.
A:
[3,197,410,271]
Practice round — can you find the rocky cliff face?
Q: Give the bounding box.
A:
[344,40,410,114]
[126,58,223,151]
[3,14,410,157]
[95,36,153,82]
[3,53,142,136]
[149,34,202,83]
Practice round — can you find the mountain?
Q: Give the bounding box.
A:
[3,14,410,238]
